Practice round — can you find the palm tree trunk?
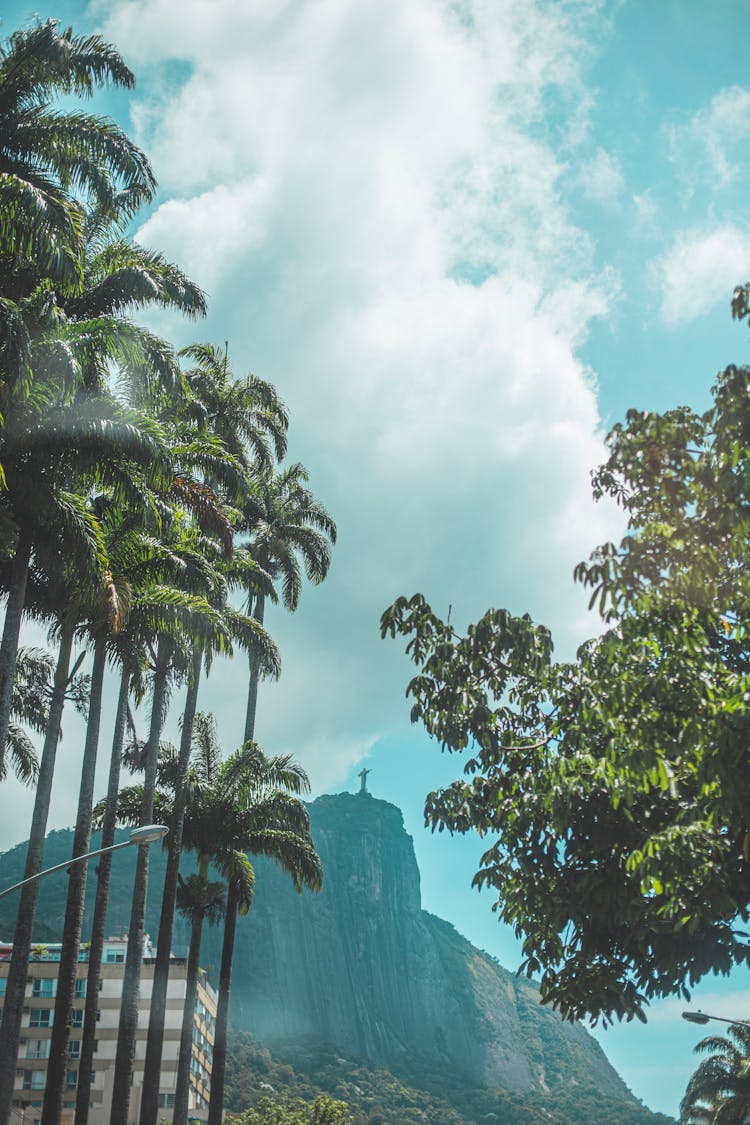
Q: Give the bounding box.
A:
[172,905,205,1125]
[0,525,32,769]
[40,636,107,1124]
[0,616,75,1122]
[207,881,239,1125]
[140,644,203,1125]
[109,634,170,1125]
[243,593,264,745]
[75,661,130,1125]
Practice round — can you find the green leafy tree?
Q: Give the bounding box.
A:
[229,1095,353,1124]
[382,296,750,1026]
[681,1022,750,1124]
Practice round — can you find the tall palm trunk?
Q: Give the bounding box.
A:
[243,593,264,745]
[75,662,130,1125]
[140,644,203,1125]
[173,877,208,1125]
[0,525,32,768]
[207,881,239,1125]
[0,617,75,1122]
[109,635,171,1125]
[42,636,107,1125]
[209,684,259,1125]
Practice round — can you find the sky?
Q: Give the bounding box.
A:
[3,0,750,1116]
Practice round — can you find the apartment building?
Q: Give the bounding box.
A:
[0,936,216,1125]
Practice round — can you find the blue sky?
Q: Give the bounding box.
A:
[3,0,750,1116]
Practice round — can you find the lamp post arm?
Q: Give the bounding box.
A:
[0,838,133,902]
[682,1011,750,1030]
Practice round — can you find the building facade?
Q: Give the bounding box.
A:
[0,936,216,1125]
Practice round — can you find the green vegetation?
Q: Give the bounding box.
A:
[228,1093,353,1124]
[383,294,750,1026]
[0,16,332,1125]
[223,1032,673,1125]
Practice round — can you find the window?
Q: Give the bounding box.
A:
[104,951,124,963]
[159,1094,176,1109]
[25,1040,50,1060]
[0,978,6,996]
[22,1072,46,1090]
[32,979,55,998]
[74,978,86,998]
[71,1010,83,1028]
[65,1069,78,1089]
[29,1009,52,1028]
[68,1040,81,1059]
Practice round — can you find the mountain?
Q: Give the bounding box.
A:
[0,791,671,1123]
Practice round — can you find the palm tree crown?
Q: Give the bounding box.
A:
[681,1024,750,1124]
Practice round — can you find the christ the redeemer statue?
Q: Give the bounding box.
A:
[358,768,371,794]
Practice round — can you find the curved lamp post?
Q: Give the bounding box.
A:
[0,825,169,901]
[682,1010,750,1030]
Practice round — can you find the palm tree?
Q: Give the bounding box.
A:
[0,19,154,290]
[681,1023,750,1124]
[107,487,264,1125]
[4,647,53,785]
[180,342,288,473]
[137,346,284,1125]
[173,870,226,1117]
[107,579,227,1125]
[0,397,173,1116]
[238,461,336,745]
[0,25,187,774]
[205,744,323,1125]
[134,573,277,1125]
[74,657,135,1125]
[0,606,83,1116]
[0,386,169,785]
[41,508,136,1124]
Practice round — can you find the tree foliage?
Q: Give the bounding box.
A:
[229,1094,353,1125]
[382,306,750,1025]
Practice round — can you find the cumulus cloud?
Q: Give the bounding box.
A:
[651,224,750,326]
[0,0,626,847]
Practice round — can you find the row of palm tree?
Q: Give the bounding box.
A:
[0,19,334,1125]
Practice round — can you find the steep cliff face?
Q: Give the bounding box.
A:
[205,792,631,1100]
[0,792,634,1104]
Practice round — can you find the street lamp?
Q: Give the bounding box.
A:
[0,825,169,901]
[682,1010,750,1030]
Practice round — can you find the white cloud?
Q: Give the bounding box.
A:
[668,84,750,190]
[651,224,750,326]
[576,147,624,205]
[0,0,626,849]
[107,0,622,777]
[632,190,658,233]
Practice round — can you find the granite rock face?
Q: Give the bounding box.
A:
[204,792,631,1100]
[0,791,634,1102]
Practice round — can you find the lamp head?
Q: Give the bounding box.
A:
[682,1011,710,1025]
[129,824,169,846]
